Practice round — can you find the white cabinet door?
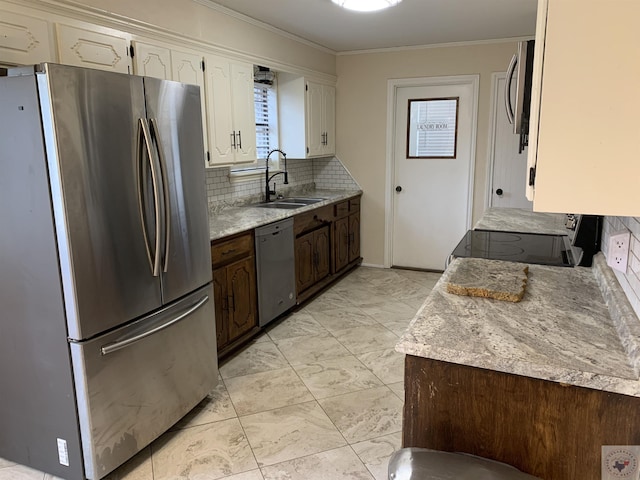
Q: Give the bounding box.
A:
[204,55,234,165]
[132,41,171,79]
[323,84,336,156]
[0,10,54,65]
[528,0,640,216]
[56,24,131,74]
[204,54,256,166]
[306,81,324,157]
[172,49,208,161]
[230,61,256,162]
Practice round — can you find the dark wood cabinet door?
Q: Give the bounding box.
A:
[212,267,229,350]
[314,226,330,282]
[226,257,257,342]
[334,217,349,272]
[295,231,315,293]
[348,212,360,263]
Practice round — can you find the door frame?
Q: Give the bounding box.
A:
[485,72,504,209]
[384,75,479,268]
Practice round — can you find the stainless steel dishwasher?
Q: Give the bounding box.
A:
[255,217,297,327]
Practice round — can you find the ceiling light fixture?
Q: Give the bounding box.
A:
[331,0,402,13]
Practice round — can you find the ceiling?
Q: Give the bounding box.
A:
[206,0,538,52]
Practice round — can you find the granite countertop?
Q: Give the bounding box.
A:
[474,207,568,235]
[208,189,362,241]
[396,253,640,396]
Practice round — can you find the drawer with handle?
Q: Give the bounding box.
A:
[211,231,254,267]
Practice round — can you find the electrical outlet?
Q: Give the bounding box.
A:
[607,230,631,273]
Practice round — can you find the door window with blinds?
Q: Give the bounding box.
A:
[406,97,459,159]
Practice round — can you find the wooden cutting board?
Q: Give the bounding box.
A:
[446,258,529,303]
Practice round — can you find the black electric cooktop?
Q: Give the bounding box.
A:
[451,229,574,267]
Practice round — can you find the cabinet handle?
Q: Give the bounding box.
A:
[237,130,242,150]
[222,295,229,312]
[231,132,237,149]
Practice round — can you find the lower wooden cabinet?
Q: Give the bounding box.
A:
[295,226,330,294]
[211,231,258,357]
[334,197,361,272]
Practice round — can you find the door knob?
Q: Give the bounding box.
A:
[496,188,503,196]
[395,186,402,192]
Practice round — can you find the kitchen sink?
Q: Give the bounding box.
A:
[252,197,326,209]
[275,197,325,205]
[253,202,306,209]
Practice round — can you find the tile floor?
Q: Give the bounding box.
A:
[0,267,441,480]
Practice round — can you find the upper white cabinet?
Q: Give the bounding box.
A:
[131,40,209,163]
[131,40,171,79]
[0,10,54,65]
[203,54,256,166]
[56,23,131,74]
[527,0,640,216]
[279,73,336,159]
[306,81,335,157]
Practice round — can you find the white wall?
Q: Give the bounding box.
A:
[336,41,519,267]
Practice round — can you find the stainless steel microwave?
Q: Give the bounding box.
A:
[505,40,535,154]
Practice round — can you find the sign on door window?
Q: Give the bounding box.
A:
[406,97,459,159]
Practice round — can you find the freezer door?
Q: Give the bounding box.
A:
[39,64,163,340]
[70,284,218,480]
[143,76,212,304]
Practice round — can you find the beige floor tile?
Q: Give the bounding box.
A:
[220,341,289,379]
[266,312,327,342]
[356,349,405,385]
[260,446,373,480]
[152,418,257,480]
[318,387,403,444]
[292,356,382,399]
[224,367,314,416]
[359,300,418,324]
[310,307,378,333]
[351,433,402,480]
[274,333,350,365]
[218,470,264,480]
[386,382,405,401]
[0,464,44,480]
[380,319,413,337]
[301,291,353,313]
[239,401,346,467]
[333,286,384,307]
[103,447,152,480]
[333,325,399,355]
[173,381,237,429]
[0,460,16,471]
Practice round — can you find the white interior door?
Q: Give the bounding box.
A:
[489,74,533,209]
[391,78,477,271]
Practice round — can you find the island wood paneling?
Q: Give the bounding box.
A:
[403,355,640,480]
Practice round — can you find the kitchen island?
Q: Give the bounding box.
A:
[396,210,640,480]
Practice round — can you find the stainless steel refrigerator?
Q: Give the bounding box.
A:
[0,63,217,480]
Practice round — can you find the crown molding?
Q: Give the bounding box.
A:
[0,0,336,83]
[193,0,337,55]
[337,36,535,56]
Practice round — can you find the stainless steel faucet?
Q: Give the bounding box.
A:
[265,149,288,202]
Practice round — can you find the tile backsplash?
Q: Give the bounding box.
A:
[205,156,359,208]
[603,216,640,319]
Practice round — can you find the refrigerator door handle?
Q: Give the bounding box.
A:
[139,118,163,277]
[100,295,209,355]
[505,53,517,125]
[149,118,171,273]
